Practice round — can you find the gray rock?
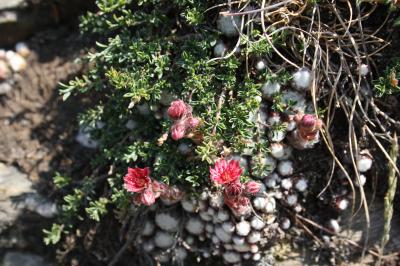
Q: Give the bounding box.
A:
[0,11,17,24]
[2,251,50,266]
[0,0,95,46]
[0,163,57,232]
[0,0,27,10]
[0,163,33,200]
[0,82,13,95]
[23,193,57,218]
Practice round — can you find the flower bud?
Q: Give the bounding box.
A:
[244,181,261,194]
[225,195,251,217]
[171,124,186,140]
[225,181,243,198]
[301,114,317,128]
[151,180,164,198]
[298,114,322,140]
[167,100,188,120]
[141,188,156,205]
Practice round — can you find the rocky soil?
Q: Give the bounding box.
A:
[0,0,95,264]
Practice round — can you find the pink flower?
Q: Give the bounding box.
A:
[124,167,151,192]
[141,187,156,206]
[167,100,188,120]
[225,181,243,198]
[244,181,261,195]
[171,123,187,140]
[210,159,243,185]
[124,167,170,206]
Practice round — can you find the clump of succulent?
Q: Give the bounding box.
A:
[125,160,279,264]
[45,0,400,265]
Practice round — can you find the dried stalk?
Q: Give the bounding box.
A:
[377,132,398,265]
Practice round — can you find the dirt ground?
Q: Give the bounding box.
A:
[0,23,101,262]
[0,24,95,190]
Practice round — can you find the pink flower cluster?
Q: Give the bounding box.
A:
[123,167,180,206]
[210,159,261,216]
[167,100,200,141]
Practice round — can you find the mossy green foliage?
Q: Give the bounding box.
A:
[47,0,286,245]
[374,58,400,97]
